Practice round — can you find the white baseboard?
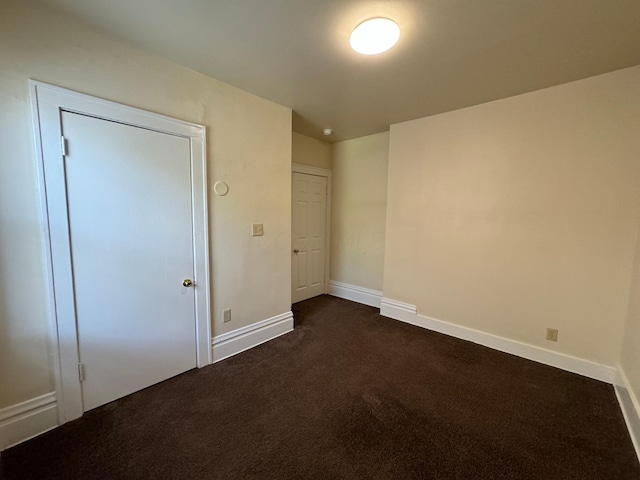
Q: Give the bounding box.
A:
[380,297,417,322]
[211,311,294,363]
[615,366,640,462]
[0,392,58,451]
[328,280,383,308]
[380,297,617,384]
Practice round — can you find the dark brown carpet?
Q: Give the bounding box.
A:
[2,295,638,479]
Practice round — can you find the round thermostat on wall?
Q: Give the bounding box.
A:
[213,181,229,196]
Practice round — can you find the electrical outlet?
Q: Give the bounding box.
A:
[223,308,231,323]
[251,223,264,236]
[546,328,558,342]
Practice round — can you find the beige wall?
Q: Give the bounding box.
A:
[621,222,640,404]
[0,0,291,408]
[384,66,640,366]
[292,132,332,170]
[331,132,389,291]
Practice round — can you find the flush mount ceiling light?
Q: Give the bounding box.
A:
[350,17,400,55]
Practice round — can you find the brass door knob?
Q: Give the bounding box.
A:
[293,249,299,254]
[183,279,193,287]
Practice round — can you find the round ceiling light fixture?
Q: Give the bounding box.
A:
[350,17,400,55]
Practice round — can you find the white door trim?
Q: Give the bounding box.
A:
[291,163,332,294]
[29,80,211,425]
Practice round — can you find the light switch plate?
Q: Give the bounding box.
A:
[252,223,264,236]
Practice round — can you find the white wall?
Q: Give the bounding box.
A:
[331,132,389,291]
[0,0,291,409]
[384,66,640,367]
[292,132,332,170]
[621,222,640,405]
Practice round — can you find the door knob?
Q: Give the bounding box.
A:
[293,249,299,254]
[183,279,193,287]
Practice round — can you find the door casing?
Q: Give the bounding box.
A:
[29,80,211,425]
[291,163,332,300]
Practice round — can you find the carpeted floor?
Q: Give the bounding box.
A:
[2,295,639,479]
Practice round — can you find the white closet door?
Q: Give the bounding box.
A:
[292,172,327,303]
[62,111,197,411]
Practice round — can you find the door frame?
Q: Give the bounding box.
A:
[291,163,332,296]
[29,80,211,424]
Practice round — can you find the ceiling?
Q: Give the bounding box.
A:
[38,0,640,143]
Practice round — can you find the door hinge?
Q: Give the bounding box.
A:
[78,363,85,382]
[61,136,68,157]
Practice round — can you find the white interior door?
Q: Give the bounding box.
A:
[62,111,197,411]
[292,172,327,303]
